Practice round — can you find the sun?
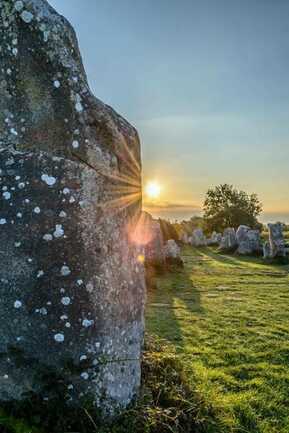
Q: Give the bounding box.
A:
[145,181,161,200]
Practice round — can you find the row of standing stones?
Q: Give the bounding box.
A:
[0,0,145,416]
[144,218,288,267]
[142,212,183,268]
[181,223,288,259]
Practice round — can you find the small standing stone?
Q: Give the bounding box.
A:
[267,223,286,258]
[191,228,207,247]
[219,228,238,252]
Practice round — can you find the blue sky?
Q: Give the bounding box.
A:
[50,0,289,222]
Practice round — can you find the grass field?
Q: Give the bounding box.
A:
[146,246,289,433]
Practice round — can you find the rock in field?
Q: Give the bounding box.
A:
[236,225,262,255]
[267,223,286,258]
[143,213,165,267]
[219,228,237,252]
[191,228,207,247]
[207,231,222,246]
[164,239,183,266]
[0,0,145,415]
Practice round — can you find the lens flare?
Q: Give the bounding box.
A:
[145,181,161,199]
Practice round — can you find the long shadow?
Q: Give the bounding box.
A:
[201,247,261,267]
[146,249,205,350]
[202,247,289,275]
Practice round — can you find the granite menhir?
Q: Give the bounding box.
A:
[0,0,145,414]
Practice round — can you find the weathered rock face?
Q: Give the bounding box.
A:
[0,0,145,414]
[267,223,286,258]
[164,240,181,259]
[236,225,262,255]
[143,213,165,267]
[163,239,183,266]
[207,231,222,246]
[191,228,207,247]
[263,241,271,260]
[219,228,237,252]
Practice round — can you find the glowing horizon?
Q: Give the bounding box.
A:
[50,0,289,224]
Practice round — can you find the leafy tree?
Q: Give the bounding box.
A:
[203,184,262,233]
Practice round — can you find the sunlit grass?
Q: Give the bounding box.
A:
[146,245,289,433]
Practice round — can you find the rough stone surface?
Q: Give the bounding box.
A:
[207,231,222,246]
[164,240,181,259]
[191,228,207,247]
[219,228,237,252]
[143,213,165,266]
[267,223,286,258]
[0,0,145,414]
[263,241,271,260]
[163,239,183,266]
[236,225,262,255]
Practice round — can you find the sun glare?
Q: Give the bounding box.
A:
[145,181,161,200]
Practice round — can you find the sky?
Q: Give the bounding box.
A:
[50,0,289,222]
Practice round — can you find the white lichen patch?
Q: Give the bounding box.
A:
[54,333,65,343]
[41,174,57,186]
[14,1,24,12]
[61,265,71,276]
[61,296,71,306]
[53,224,64,238]
[2,191,11,200]
[75,102,83,112]
[82,319,94,328]
[63,188,70,195]
[20,10,34,24]
[14,300,22,309]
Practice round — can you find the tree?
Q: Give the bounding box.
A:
[203,184,262,234]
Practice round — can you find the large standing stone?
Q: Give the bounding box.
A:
[191,228,207,247]
[267,223,286,258]
[0,0,145,414]
[219,228,237,252]
[142,213,165,267]
[236,225,262,255]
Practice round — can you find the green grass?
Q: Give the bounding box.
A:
[146,246,289,433]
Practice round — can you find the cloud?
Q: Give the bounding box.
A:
[143,200,200,211]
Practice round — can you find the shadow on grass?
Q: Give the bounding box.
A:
[146,253,205,350]
[201,247,289,273]
[198,247,261,267]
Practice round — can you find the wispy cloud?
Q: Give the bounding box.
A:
[143,200,200,211]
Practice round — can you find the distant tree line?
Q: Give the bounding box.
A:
[157,184,267,240]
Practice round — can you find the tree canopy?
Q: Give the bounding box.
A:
[203,184,263,233]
